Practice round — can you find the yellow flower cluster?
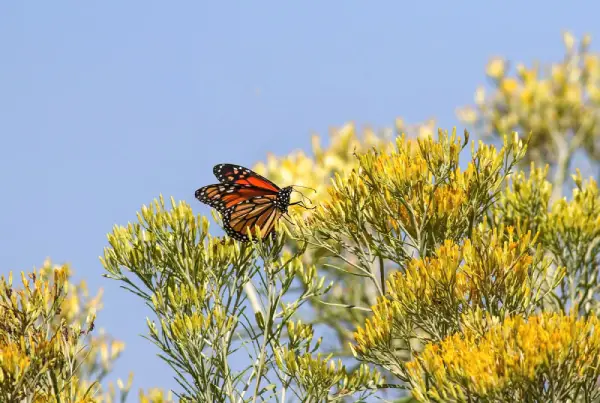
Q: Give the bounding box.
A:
[495,164,600,313]
[0,259,136,402]
[33,260,103,324]
[354,132,471,240]
[493,163,552,236]
[281,350,382,400]
[0,261,117,402]
[252,123,391,214]
[139,388,174,403]
[547,171,600,239]
[542,171,600,313]
[459,32,600,166]
[0,266,68,394]
[252,120,436,214]
[406,312,600,402]
[352,227,561,381]
[167,306,235,342]
[299,129,525,263]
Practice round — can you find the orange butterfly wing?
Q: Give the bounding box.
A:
[195,184,277,212]
[196,164,290,242]
[223,195,282,241]
[213,163,280,192]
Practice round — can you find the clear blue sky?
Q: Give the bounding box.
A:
[1,1,598,399]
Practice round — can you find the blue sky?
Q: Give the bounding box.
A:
[1,1,598,399]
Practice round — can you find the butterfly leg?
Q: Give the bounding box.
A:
[289,201,315,210]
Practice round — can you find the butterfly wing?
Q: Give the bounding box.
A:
[197,163,287,241]
[222,195,282,241]
[213,163,281,192]
[195,183,278,212]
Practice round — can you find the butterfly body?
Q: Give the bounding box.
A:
[195,164,297,242]
[274,186,293,213]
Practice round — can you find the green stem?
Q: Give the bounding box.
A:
[378,254,386,295]
[252,268,275,403]
[49,370,62,403]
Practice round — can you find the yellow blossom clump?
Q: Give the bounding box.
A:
[351,226,563,382]
[494,164,600,314]
[492,162,552,238]
[542,170,600,313]
[485,57,506,80]
[275,317,382,401]
[0,262,94,401]
[139,388,174,403]
[252,120,436,214]
[458,32,600,202]
[406,312,600,402]
[252,123,386,212]
[281,350,382,401]
[296,129,526,269]
[545,171,600,257]
[0,259,132,403]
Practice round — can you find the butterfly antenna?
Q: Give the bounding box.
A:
[292,184,317,193]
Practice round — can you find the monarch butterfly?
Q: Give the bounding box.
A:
[195,163,312,242]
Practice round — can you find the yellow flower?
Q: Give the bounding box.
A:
[139,388,174,403]
[407,313,600,402]
[500,78,519,95]
[563,30,575,51]
[486,58,506,80]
